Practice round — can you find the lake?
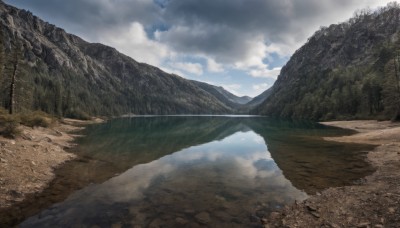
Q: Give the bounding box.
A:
[19,116,374,227]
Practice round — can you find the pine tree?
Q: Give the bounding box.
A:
[383,54,400,121]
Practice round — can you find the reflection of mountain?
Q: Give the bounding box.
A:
[74,117,375,194]
[2,117,377,227]
[76,116,249,169]
[245,119,376,194]
[21,130,306,228]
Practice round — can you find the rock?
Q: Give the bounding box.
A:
[148,218,163,228]
[388,207,396,213]
[10,140,15,145]
[327,222,341,228]
[195,212,211,224]
[175,217,188,225]
[269,212,281,219]
[374,224,384,228]
[42,137,52,142]
[9,190,22,197]
[260,218,268,224]
[0,158,7,163]
[22,134,34,141]
[310,211,320,218]
[357,222,371,228]
[31,161,37,166]
[184,209,195,214]
[306,205,317,211]
[111,223,122,228]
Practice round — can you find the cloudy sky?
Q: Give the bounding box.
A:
[5,0,397,97]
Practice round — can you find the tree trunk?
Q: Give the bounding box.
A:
[9,56,17,114]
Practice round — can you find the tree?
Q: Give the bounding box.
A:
[0,25,5,107]
[8,43,19,114]
[0,32,26,115]
[383,54,400,121]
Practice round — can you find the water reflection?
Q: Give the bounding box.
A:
[20,117,374,227]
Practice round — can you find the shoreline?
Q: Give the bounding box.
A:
[263,120,400,227]
[0,118,103,209]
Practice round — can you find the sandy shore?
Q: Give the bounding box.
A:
[263,120,400,227]
[0,118,102,209]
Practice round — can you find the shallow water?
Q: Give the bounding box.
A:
[19,116,375,227]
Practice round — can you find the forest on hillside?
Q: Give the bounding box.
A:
[254,3,400,121]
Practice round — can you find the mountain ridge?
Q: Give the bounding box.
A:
[253,3,400,121]
[0,1,248,117]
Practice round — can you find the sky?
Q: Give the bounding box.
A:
[4,0,398,97]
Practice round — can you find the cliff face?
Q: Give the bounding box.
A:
[0,2,234,117]
[254,4,400,120]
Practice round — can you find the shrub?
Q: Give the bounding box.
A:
[0,113,20,138]
[65,109,91,120]
[19,111,54,128]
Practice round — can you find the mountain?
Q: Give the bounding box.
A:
[0,1,235,118]
[190,80,252,110]
[253,3,400,121]
[212,86,252,105]
[245,87,273,108]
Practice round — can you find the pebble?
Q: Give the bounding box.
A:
[175,217,188,225]
[111,223,122,228]
[306,205,317,211]
[357,222,371,228]
[0,158,7,163]
[260,218,268,224]
[195,212,211,224]
[310,211,320,218]
[148,218,163,228]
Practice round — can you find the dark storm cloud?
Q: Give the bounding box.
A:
[6,0,379,62]
[5,0,161,39]
[157,0,364,60]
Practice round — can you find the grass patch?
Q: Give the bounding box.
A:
[0,108,20,138]
[0,109,58,138]
[19,111,55,128]
[65,109,91,120]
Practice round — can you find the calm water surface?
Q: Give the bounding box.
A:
[20,116,374,227]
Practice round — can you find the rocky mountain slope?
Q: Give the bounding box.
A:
[245,88,273,108]
[0,1,236,117]
[190,80,252,110]
[254,3,400,121]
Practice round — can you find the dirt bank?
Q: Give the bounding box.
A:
[0,118,102,209]
[263,120,400,228]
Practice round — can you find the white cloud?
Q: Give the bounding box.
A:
[251,83,271,97]
[169,61,203,75]
[207,58,224,73]
[159,66,186,77]
[224,84,242,96]
[99,22,173,67]
[252,83,270,91]
[249,67,282,79]
[233,36,268,69]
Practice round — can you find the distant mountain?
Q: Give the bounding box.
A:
[253,3,400,121]
[245,88,273,107]
[190,80,252,109]
[0,1,233,117]
[212,86,252,105]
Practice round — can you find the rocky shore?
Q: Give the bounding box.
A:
[263,120,400,227]
[0,118,102,209]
